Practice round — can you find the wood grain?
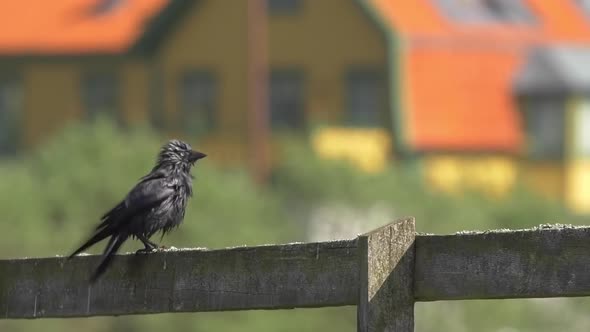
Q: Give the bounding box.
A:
[358,217,416,332]
[0,240,358,318]
[415,225,590,301]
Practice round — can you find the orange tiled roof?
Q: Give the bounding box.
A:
[369,0,590,152]
[405,47,524,151]
[0,0,168,54]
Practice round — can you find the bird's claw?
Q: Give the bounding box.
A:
[135,248,158,254]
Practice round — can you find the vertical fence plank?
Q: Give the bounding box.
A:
[357,217,416,332]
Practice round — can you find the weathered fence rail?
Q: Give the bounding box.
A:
[2,217,590,331]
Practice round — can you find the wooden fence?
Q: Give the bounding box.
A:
[2,217,590,331]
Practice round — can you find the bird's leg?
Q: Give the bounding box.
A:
[136,234,158,254]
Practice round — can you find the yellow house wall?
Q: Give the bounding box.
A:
[566,161,590,213]
[418,154,574,208]
[521,162,564,200]
[157,0,249,165]
[22,63,81,147]
[122,60,150,124]
[157,0,386,165]
[14,0,387,166]
[312,127,392,173]
[564,98,590,213]
[268,0,387,123]
[20,60,151,147]
[423,154,518,197]
[521,98,590,213]
[271,0,389,172]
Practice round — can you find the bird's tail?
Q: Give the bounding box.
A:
[68,226,113,259]
[90,234,127,283]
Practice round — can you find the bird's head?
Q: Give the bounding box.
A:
[155,139,206,171]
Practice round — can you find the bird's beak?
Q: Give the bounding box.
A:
[189,151,207,162]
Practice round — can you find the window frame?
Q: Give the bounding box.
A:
[177,70,218,136]
[269,68,306,131]
[81,71,121,124]
[0,72,23,155]
[345,67,387,127]
[573,98,590,157]
[522,97,566,161]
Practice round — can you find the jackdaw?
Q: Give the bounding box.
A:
[69,139,206,282]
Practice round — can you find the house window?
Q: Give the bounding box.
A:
[524,99,565,159]
[0,75,22,155]
[434,0,535,24]
[268,0,301,14]
[270,70,304,130]
[82,72,120,123]
[346,69,385,127]
[179,71,216,136]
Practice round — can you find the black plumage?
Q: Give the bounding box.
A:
[69,139,206,282]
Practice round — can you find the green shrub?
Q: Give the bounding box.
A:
[0,119,308,332]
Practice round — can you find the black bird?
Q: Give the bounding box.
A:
[69,139,206,282]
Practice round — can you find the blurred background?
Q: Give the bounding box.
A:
[1,0,590,331]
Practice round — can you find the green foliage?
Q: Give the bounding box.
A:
[273,137,585,235]
[0,119,295,259]
[0,119,308,332]
[1,120,589,332]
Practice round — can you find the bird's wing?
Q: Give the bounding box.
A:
[96,171,172,230]
[126,178,174,213]
[69,173,174,258]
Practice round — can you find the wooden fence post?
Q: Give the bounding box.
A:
[357,217,416,332]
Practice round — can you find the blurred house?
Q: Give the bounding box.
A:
[514,46,590,213]
[0,0,251,165]
[1,0,590,212]
[369,0,590,213]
